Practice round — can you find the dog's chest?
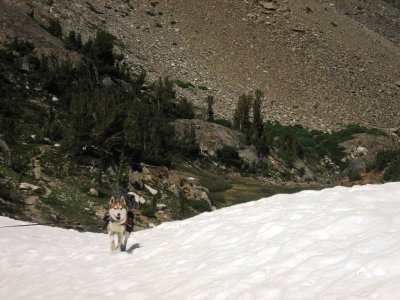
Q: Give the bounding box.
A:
[108,222,126,234]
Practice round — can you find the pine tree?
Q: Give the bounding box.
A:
[206,95,214,122]
[253,90,264,138]
[233,94,252,132]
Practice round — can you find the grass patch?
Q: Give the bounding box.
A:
[263,122,385,168]
[174,79,195,89]
[211,181,310,207]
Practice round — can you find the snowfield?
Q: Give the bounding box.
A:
[1,183,400,300]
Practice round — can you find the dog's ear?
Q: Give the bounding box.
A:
[120,196,126,206]
[109,196,115,206]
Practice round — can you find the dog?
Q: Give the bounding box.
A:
[107,196,130,252]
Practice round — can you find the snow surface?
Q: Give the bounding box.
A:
[1,183,400,300]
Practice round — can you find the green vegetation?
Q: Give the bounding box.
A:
[173,125,201,159]
[174,79,195,89]
[252,90,263,138]
[374,149,400,171]
[217,145,243,169]
[383,159,400,181]
[212,181,311,207]
[206,95,214,122]
[253,122,385,168]
[370,149,400,182]
[233,93,252,133]
[48,19,62,38]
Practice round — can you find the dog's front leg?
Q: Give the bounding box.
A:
[115,233,123,251]
[121,232,130,251]
[110,233,118,252]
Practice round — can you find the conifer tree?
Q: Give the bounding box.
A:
[206,95,214,122]
[253,89,264,138]
[233,94,252,132]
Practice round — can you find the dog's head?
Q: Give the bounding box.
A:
[108,196,127,223]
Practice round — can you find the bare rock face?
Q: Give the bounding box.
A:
[173,119,262,166]
[0,1,83,69]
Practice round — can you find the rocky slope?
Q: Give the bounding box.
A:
[5,0,400,131]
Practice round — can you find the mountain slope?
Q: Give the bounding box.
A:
[8,0,400,130]
[1,182,400,299]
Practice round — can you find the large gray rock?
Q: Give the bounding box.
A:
[173,119,262,165]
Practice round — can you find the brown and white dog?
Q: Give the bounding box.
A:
[107,196,130,252]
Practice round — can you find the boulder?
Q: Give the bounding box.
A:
[173,119,261,164]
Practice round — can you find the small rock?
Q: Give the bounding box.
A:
[259,1,278,11]
[395,81,400,88]
[52,96,59,102]
[356,146,368,156]
[19,183,41,192]
[101,77,114,87]
[156,203,167,210]
[89,188,99,197]
[144,184,158,195]
[127,191,146,204]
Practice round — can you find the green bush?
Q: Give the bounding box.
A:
[188,199,211,212]
[0,182,10,199]
[174,80,195,89]
[8,39,35,56]
[383,159,400,182]
[216,145,242,168]
[375,149,400,171]
[173,126,200,159]
[167,98,195,119]
[48,19,62,38]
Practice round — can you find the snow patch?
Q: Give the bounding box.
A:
[1,183,400,299]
